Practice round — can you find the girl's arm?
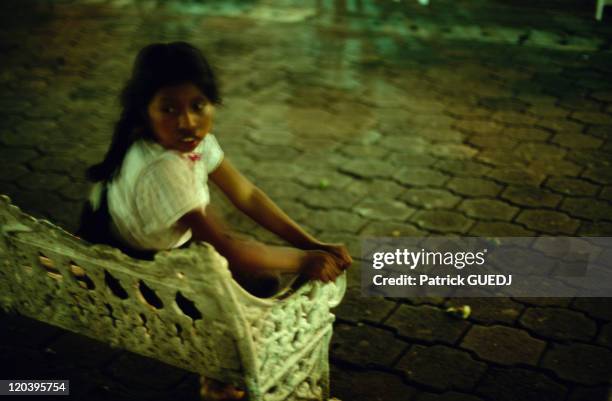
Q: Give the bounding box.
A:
[179,207,343,282]
[209,158,352,267]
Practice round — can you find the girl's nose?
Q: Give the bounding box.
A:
[178,111,197,129]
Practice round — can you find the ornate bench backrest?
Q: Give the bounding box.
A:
[0,195,347,400]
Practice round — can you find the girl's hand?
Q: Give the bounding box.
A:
[310,242,353,270]
[302,250,345,283]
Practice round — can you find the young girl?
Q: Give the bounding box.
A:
[79,42,351,399]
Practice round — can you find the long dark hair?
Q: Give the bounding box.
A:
[86,42,221,182]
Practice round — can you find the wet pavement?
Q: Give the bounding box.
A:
[1,0,612,400]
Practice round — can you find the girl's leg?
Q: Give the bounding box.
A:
[232,269,281,298]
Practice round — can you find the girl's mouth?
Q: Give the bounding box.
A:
[181,137,198,143]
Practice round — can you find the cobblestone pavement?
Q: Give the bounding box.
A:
[1,0,612,400]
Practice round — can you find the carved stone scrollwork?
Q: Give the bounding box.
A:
[0,195,346,400]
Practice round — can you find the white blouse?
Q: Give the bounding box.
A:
[106,134,224,251]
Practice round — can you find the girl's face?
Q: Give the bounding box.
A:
[147,82,214,153]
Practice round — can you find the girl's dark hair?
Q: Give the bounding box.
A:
[86,42,221,182]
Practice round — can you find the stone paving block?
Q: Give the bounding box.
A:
[569,150,612,169]
[457,198,519,221]
[514,142,567,160]
[359,220,426,237]
[469,221,535,236]
[399,188,462,210]
[243,143,302,163]
[601,186,612,202]
[353,198,415,222]
[434,160,492,177]
[545,177,599,196]
[502,126,552,141]
[254,177,309,201]
[541,343,612,385]
[492,111,538,125]
[415,391,485,401]
[397,345,487,391]
[572,298,612,321]
[294,169,354,190]
[410,210,475,234]
[393,167,449,187]
[301,187,363,210]
[586,124,612,139]
[501,185,562,208]
[461,325,546,366]
[415,127,464,143]
[571,111,612,125]
[331,323,407,367]
[410,113,457,130]
[560,197,612,221]
[476,149,527,167]
[379,135,430,151]
[467,134,517,149]
[535,118,583,135]
[386,304,470,344]
[249,160,303,179]
[339,159,395,180]
[340,143,390,159]
[331,365,417,401]
[583,167,612,185]
[334,288,396,324]
[305,209,367,234]
[446,177,503,198]
[453,119,504,135]
[476,367,567,401]
[445,104,491,119]
[388,152,438,167]
[558,97,602,112]
[446,298,524,325]
[519,307,597,342]
[551,133,604,149]
[515,209,580,235]
[527,103,568,118]
[347,179,407,199]
[429,143,478,160]
[487,166,546,186]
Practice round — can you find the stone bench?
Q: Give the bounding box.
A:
[0,195,346,401]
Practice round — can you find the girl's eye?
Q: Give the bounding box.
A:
[162,106,176,113]
[193,102,205,111]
